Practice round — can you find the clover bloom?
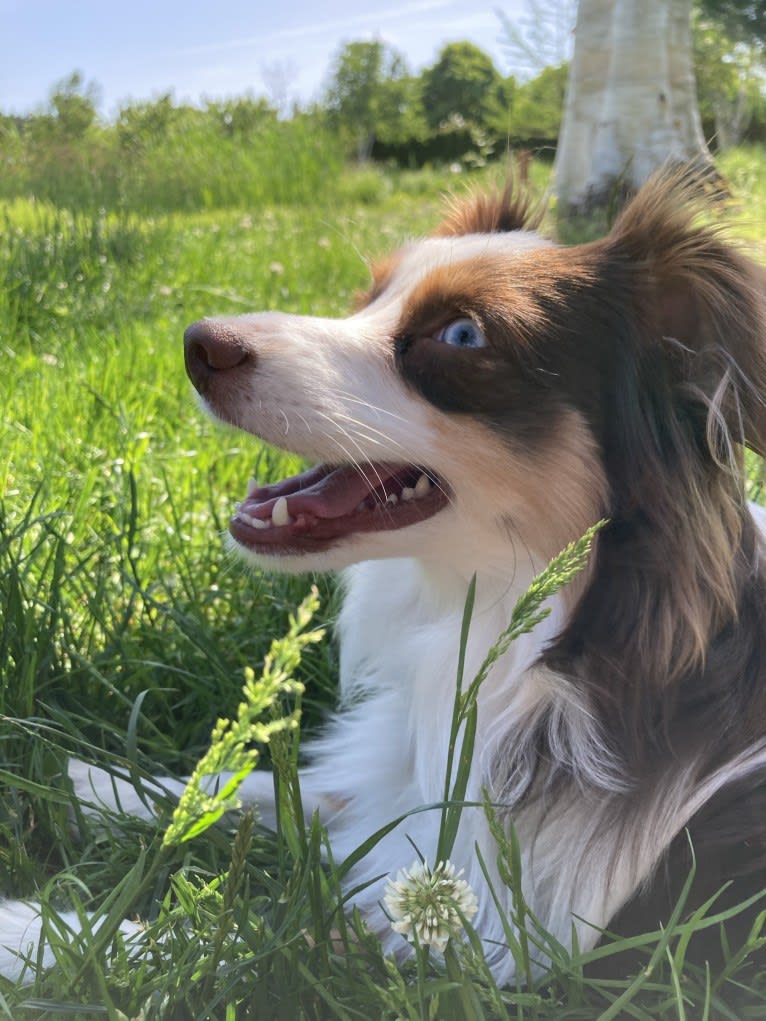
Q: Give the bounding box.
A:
[384,859,478,953]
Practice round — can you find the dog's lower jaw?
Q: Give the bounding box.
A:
[227,487,568,583]
[227,506,491,576]
[226,521,445,575]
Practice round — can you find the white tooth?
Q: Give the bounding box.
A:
[237,511,270,529]
[414,474,432,498]
[271,496,291,527]
[246,477,259,497]
[386,493,398,505]
[401,487,415,502]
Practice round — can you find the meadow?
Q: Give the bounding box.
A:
[1,144,766,1019]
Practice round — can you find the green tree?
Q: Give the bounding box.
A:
[208,94,277,137]
[375,74,429,145]
[421,42,505,131]
[694,12,765,147]
[697,0,766,44]
[511,63,568,140]
[325,40,411,160]
[47,71,99,139]
[116,94,180,152]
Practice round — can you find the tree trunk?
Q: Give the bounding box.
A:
[554,0,715,217]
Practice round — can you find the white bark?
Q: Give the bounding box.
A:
[554,0,714,215]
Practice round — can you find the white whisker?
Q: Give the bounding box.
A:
[330,389,410,424]
[296,412,314,436]
[318,433,385,503]
[315,412,391,501]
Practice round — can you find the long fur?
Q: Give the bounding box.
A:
[3,173,766,987]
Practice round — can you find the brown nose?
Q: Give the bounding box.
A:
[184,319,251,394]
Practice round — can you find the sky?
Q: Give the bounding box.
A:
[0,0,529,118]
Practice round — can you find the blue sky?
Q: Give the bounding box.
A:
[1,0,527,117]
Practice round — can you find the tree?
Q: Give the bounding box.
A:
[694,12,765,148]
[116,94,180,152]
[697,0,766,45]
[324,40,410,160]
[261,59,297,119]
[374,74,428,146]
[421,42,505,132]
[32,71,100,142]
[497,0,576,77]
[553,0,715,217]
[208,95,277,138]
[511,63,569,141]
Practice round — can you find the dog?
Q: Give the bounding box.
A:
[3,174,766,986]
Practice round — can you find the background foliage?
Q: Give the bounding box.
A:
[1,0,764,213]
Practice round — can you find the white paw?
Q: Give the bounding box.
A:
[67,759,187,822]
[0,900,143,983]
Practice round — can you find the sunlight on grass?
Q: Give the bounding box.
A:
[1,149,765,1018]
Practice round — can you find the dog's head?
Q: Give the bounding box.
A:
[184,176,766,656]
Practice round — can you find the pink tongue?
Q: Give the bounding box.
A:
[242,464,398,520]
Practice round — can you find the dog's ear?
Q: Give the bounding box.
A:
[435,182,543,237]
[605,172,766,458]
[552,175,766,694]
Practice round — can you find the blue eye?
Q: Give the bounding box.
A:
[435,318,487,349]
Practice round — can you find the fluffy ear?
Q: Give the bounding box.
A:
[550,175,766,695]
[434,181,543,237]
[606,172,766,458]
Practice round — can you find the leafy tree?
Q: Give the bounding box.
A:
[47,71,100,139]
[697,0,766,44]
[117,94,180,152]
[694,12,765,147]
[511,63,568,140]
[421,42,506,131]
[324,40,411,160]
[375,74,429,145]
[207,95,277,137]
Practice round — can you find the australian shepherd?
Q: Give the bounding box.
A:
[3,174,766,985]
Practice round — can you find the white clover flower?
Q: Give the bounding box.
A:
[383,859,479,953]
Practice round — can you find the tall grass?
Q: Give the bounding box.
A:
[0,117,343,213]
[1,152,765,1017]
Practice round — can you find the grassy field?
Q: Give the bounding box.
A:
[1,147,766,1019]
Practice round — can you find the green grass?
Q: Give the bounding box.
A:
[0,117,345,213]
[1,152,766,1018]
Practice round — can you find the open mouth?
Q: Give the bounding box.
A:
[230,462,450,554]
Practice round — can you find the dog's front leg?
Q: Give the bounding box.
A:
[68,759,188,822]
[68,760,338,832]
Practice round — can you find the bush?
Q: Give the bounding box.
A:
[0,103,344,213]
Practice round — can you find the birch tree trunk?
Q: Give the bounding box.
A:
[554,0,715,216]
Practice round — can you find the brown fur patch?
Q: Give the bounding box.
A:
[434,181,543,237]
[398,248,598,351]
[355,253,404,310]
[604,171,766,457]
[539,173,766,732]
